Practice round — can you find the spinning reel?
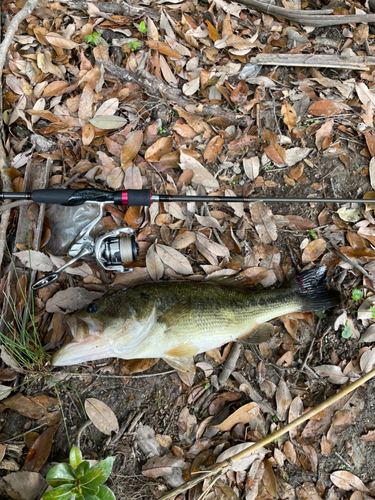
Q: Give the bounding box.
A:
[32,202,139,290]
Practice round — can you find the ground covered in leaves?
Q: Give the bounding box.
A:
[1,0,375,499]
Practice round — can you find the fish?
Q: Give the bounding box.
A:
[51,266,340,373]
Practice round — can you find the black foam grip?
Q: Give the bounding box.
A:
[126,189,151,207]
[32,189,76,205]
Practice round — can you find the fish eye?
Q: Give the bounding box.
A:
[86,303,98,313]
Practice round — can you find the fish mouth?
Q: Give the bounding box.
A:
[51,315,106,366]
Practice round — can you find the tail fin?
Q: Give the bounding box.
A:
[292,266,341,312]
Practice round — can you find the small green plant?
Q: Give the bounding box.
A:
[127,41,142,51]
[264,162,272,171]
[43,446,115,500]
[204,382,210,389]
[139,21,147,34]
[342,322,352,339]
[352,288,364,301]
[308,229,317,240]
[272,415,280,423]
[158,126,166,134]
[85,30,102,46]
[233,105,238,113]
[371,305,375,318]
[274,437,281,443]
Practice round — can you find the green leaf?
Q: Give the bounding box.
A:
[82,484,100,496]
[139,21,147,33]
[80,457,115,488]
[352,288,364,301]
[342,325,352,339]
[46,463,76,487]
[42,484,74,500]
[70,446,83,469]
[308,229,317,240]
[372,305,375,318]
[76,461,91,479]
[97,485,116,500]
[315,311,326,319]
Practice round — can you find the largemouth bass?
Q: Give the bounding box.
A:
[51,267,340,371]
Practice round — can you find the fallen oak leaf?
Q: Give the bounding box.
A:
[213,402,259,431]
[85,398,119,435]
[89,115,127,130]
[281,100,297,132]
[330,471,367,492]
[307,100,352,117]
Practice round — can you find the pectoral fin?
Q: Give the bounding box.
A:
[238,323,274,345]
[157,301,191,330]
[163,342,198,373]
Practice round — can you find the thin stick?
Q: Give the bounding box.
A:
[159,367,375,499]
[333,246,375,285]
[49,369,175,379]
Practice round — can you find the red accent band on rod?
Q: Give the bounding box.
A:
[122,191,128,206]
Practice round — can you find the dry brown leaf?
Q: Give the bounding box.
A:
[78,83,93,126]
[145,137,173,162]
[23,425,59,473]
[121,130,143,170]
[145,40,182,58]
[313,365,349,385]
[296,482,324,500]
[213,402,259,431]
[142,456,185,478]
[250,202,277,244]
[240,267,269,285]
[124,166,142,190]
[243,157,260,181]
[361,430,375,442]
[45,32,77,49]
[301,238,326,264]
[85,398,119,435]
[276,379,292,421]
[94,98,119,117]
[180,150,219,189]
[171,231,196,250]
[330,471,368,492]
[203,135,224,163]
[217,443,266,472]
[263,458,277,497]
[82,123,95,146]
[196,232,229,257]
[155,244,193,275]
[146,243,164,281]
[354,24,369,45]
[281,100,297,132]
[43,81,68,97]
[231,80,248,106]
[45,289,102,313]
[308,100,352,117]
[120,358,159,375]
[106,167,124,189]
[15,250,53,272]
[283,441,297,465]
[315,119,334,151]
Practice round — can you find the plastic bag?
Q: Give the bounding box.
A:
[46,203,101,255]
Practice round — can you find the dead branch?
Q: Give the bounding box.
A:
[0,0,39,270]
[250,53,375,71]
[234,0,375,26]
[96,59,250,126]
[159,366,375,499]
[59,0,160,20]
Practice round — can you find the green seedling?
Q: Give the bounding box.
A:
[264,162,272,171]
[127,41,142,52]
[158,126,167,134]
[371,305,375,318]
[204,382,210,389]
[234,105,238,112]
[85,30,102,46]
[352,288,364,301]
[43,446,115,500]
[139,21,147,34]
[342,321,352,339]
[308,228,317,240]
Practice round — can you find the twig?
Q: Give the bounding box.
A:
[159,366,375,499]
[0,423,47,444]
[334,451,353,470]
[234,0,375,26]
[75,420,92,449]
[0,200,32,214]
[332,246,375,285]
[96,60,250,126]
[301,318,321,372]
[0,0,39,269]
[49,369,176,380]
[250,53,375,70]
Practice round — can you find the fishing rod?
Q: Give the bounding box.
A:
[1,188,374,206]
[4,187,371,291]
